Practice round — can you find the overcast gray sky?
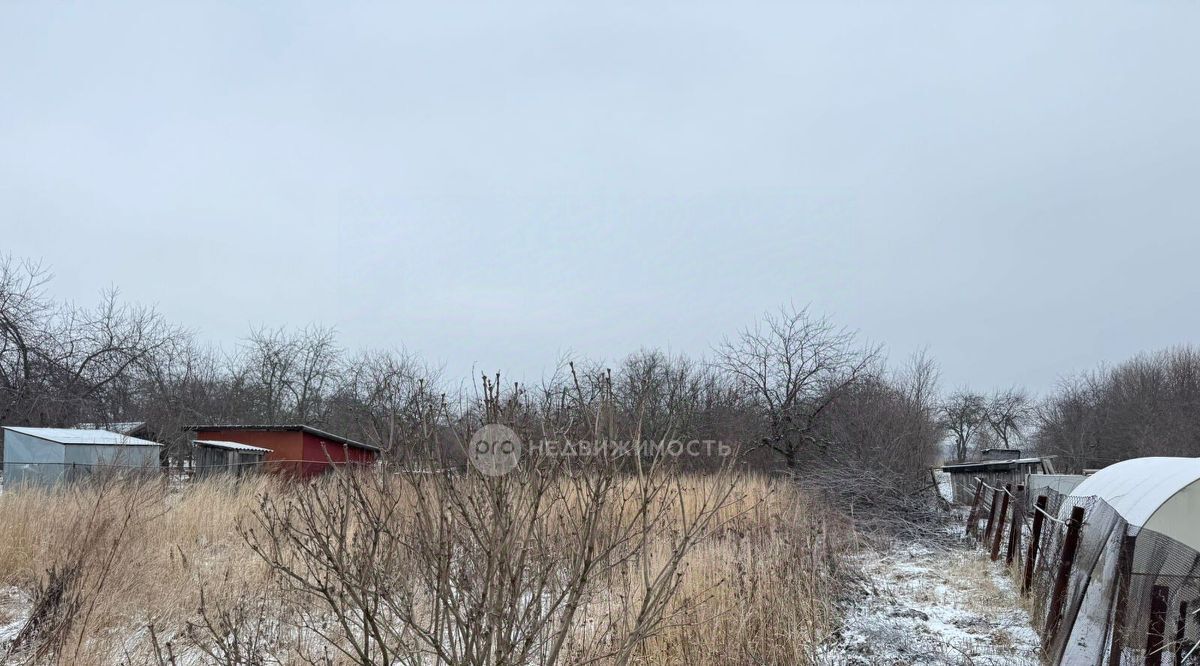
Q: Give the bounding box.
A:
[2,1,1198,395]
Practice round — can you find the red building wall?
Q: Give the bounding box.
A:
[193,428,376,478]
[300,431,377,476]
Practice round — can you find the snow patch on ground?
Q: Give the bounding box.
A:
[0,587,30,645]
[934,471,954,504]
[823,542,1041,665]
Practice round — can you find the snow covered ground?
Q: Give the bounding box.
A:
[0,587,29,647]
[822,542,1041,665]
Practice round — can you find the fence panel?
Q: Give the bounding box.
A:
[969,485,1200,665]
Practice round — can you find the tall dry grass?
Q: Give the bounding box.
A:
[0,472,854,665]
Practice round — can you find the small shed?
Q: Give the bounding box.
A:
[1,426,162,487]
[192,440,271,478]
[186,425,379,477]
[940,455,1053,504]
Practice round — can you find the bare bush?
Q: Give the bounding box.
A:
[801,353,945,540]
[0,471,855,666]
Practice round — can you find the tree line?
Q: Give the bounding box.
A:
[0,255,946,493]
[936,350,1200,474]
[10,254,1199,482]
[1034,347,1200,472]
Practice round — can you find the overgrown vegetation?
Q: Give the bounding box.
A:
[1034,346,1200,472]
[0,255,943,500]
[0,254,950,664]
[0,470,854,665]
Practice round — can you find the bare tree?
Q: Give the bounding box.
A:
[985,388,1032,450]
[939,390,987,462]
[713,305,878,470]
[288,325,341,423]
[239,325,342,424]
[330,349,441,458]
[0,255,180,428]
[0,255,53,424]
[241,327,299,423]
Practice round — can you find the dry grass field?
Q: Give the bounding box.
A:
[0,470,855,665]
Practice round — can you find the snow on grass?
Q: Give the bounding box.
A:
[822,542,1041,665]
[0,587,29,645]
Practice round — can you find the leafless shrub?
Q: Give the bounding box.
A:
[208,450,743,664]
[0,468,854,665]
[800,353,946,542]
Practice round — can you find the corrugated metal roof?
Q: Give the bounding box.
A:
[193,439,272,453]
[1068,457,1200,528]
[3,426,162,447]
[941,457,1044,472]
[185,424,379,452]
[76,421,147,435]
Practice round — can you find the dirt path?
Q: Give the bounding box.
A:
[822,542,1041,665]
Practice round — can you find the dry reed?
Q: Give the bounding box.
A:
[0,472,853,665]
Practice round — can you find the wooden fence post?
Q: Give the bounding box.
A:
[1107,533,1137,666]
[983,487,1001,544]
[965,478,984,538]
[1045,505,1085,652]
[1023,495,1048,594]
[1006,484,1025,566]
[991,483,1012,561]
[1147,585,1169,666]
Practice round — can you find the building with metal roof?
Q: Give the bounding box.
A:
[1065,456,1200,553]
[185,425,378,477]
[940,455,1053,504]
[1,426,162,487]
[75,421,151,437]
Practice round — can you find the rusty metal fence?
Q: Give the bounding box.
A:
[965,478,1200,665]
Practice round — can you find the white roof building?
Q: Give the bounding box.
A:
[2,426,162,487]
[5,426,161,447]
[1068,456,1200,552]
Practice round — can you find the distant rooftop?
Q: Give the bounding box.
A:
[941,457,1046,473]
[193,439,272,453]
[76,421,148,436]
[3,426,162,447]
[185,424,378,452]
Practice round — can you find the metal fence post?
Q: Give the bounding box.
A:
[1006,484,1025,566]
[984,487,1001,544]
[1175,601,1188,666]
[1107,533,1137,666]
[1147,585,1169,666]
[991,483,1012,561]
[1023,495,1048,594]
[1046,505,1085,652]
[966,477,984,538]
